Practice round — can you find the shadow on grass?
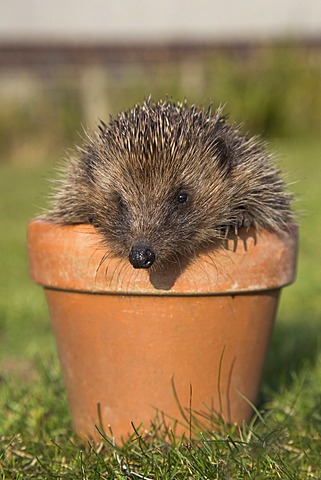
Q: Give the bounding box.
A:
[262,312,321,397]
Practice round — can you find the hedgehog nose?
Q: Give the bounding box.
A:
[129,243,156,269]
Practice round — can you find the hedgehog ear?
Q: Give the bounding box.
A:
[214,137,235,173]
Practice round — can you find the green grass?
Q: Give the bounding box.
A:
[1,138,321,478]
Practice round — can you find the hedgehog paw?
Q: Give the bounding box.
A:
[235,212,253,234]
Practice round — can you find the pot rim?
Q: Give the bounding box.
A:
[27,219,298,296]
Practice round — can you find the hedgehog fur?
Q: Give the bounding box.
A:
[45,99,294,269]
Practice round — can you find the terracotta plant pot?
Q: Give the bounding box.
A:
[27,219,298,441]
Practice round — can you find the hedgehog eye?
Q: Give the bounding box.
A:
[177,192,189,204]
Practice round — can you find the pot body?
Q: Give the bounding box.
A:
[45,288,278,439]
[28,220,298,440]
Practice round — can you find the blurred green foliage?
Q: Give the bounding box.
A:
[0,45,320,165]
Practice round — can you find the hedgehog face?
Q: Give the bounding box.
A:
[90,177,198,269]
[108,185,196,269]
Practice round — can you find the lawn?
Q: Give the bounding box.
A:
[0,138,321,478]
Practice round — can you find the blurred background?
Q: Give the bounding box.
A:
[0,0,321,164]
[0,0,320,389]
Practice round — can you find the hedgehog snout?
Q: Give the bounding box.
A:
[129,241,156,269]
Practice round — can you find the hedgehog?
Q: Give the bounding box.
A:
[45,99,294,270]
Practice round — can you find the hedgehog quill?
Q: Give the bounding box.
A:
[45,99,294,270]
